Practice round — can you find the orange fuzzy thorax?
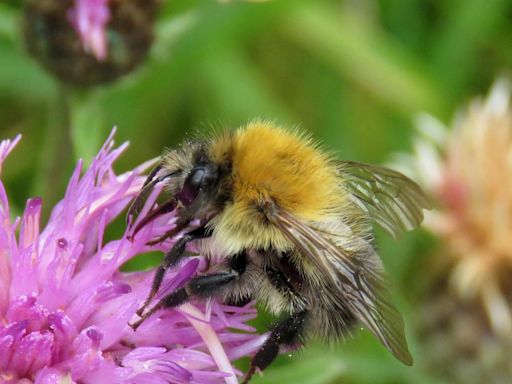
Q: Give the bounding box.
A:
[206,122,348,254]
[230,122,345,220]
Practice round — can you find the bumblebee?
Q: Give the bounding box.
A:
[128,121,429,383]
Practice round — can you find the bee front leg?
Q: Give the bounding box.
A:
[243,310,308,384]
[135,226,210,316]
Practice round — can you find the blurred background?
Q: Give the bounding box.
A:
[1,0,512,383]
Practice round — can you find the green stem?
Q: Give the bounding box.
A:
[35,84,73,220]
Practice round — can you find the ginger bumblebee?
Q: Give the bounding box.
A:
[128,121,429,383]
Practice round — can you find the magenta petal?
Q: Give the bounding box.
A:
[47,311,79,362]
[6,295,45,329]
[9,331,53,377]
[0,135,21,174]
[128,374,169,384]
[0,320,28,369]
[95,281,132,303]
[0,335,15,370]
[0,319,28,338]
[123,348,193,383]
[67,0,111,61]
[64,327,104,379]
[34,367,70,384]
[86,327,102,347]
[123,347,167,362]
[19,197,42,249]
[0,183,14,312]
[155,259,200,300]
[151,360,193,382]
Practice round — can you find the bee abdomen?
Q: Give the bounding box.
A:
[307,299,357,342]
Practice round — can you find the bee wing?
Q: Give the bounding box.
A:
[338,161,430,238]
[266,205,413,365]
[340,245,413,366]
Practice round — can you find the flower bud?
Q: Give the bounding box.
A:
[23,0,161,86]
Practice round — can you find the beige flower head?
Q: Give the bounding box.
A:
[396,80,512,337]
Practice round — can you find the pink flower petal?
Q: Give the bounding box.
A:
[68,0,111,61]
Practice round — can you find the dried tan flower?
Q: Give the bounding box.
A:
[393,80,512,383]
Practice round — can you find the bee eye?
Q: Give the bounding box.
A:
[178,167,205,206]
[178,163,219,206]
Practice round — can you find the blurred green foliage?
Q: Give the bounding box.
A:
[0,0,511,383]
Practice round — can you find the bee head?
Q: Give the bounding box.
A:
[127,140,229,238]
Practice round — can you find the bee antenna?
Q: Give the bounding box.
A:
[127,163,163,223]
[126,166,179,227]
[129,198,177,240]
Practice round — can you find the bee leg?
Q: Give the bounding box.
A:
[131,252,247,330]
[130,287,191,330]
[242,252,307,382]
[243,310,308,384]
[131,272,241,330]
[135,226,210,316]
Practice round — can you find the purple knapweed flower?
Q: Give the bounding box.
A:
[68,0,111,61]
[0,130,264,384]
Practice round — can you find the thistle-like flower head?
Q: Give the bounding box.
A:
[0,131,263,383]
[396,80,512,337]
[23,0,160,86]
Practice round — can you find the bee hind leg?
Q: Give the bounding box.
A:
[242,310,308,384]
